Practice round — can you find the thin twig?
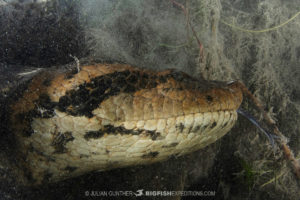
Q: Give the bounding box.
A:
[69,54,80,73]
[17,68,42,77]
[231,81,300,179]
[169,0,204,62]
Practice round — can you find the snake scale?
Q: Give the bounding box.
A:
[8,63,243,185]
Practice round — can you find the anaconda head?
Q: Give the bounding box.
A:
[8,63,243,185]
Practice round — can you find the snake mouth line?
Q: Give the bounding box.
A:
[137,108,235,120]
[44,109,237,145]
[90,108,237,123]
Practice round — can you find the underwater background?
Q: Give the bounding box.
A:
[0,0,299,199]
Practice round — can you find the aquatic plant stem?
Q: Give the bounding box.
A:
[231,81,300,179]
[220,11,300,33]
[169,0,204,62]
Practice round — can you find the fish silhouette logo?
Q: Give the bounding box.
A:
[134,189,144,196]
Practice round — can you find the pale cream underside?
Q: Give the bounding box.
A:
[23,107,237,183]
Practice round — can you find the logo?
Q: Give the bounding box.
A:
[134,189,144,196]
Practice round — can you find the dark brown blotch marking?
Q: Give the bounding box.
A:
[206,95,213,103]
[112,72,128,86]
[200,124,209,132]
[142,151,159,159]
[141,72,149,79]
[123,84,136,93]
[222,122,228,128]
[22,124,34,137]
[57,70,160,118]
[57,95,71,112]
[211,122,217,128]
[138,77,148,88]
[176,123,185,133]
[193,125,201,133]
[145,76,158,88]
[51,131,74,154]
[188,126,193,134]
[158,75,167,83]
[162,142,179,148]
[84,130,105,140]
[32,93,56,118]
[64,166,77,173]
[126,73,138,84]
[84,125,162,141]
[165,71,199,88]
[104,125,134,135]
[79,154,89,158]
[166,71,188,82]
[144,130,161,140]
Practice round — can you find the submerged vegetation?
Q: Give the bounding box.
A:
[0,0,299,199]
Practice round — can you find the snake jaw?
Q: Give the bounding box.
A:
[8,63,243,185]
